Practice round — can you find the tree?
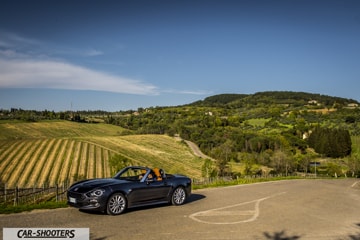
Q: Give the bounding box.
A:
[201,159,217,178]
[347,155,360,177]
[109,154,133,175]
[294,148,317,173]
[238,152,258,175]
[270,150,293,175]
[345,116,356,124]
[210,140,235,176]
[308,127,352,158]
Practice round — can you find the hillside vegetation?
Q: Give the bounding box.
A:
[1,91,360,183]
[105,91,360,178]
[0,121,203,188]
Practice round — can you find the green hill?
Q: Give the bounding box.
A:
[190,91,359,107]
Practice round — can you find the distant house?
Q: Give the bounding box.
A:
[308,100,318,105]
[302,130,312,140]
[347,103,358,108]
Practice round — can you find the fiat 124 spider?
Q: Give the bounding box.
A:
[67,166,192,215]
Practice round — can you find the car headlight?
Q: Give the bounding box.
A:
[86,189,105,197]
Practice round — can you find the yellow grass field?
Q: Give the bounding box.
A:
[0,121,203,188]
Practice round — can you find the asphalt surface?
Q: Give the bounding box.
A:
[1,179,360,240]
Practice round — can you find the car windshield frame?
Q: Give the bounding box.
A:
[113,166,151,182]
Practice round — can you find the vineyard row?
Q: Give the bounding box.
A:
[0,139,113,188]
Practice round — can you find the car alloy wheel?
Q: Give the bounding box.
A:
[171,187,186,205]
[107,193,126,215]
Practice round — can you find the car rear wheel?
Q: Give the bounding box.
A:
[107,193,127,215]
[171,186,186,205]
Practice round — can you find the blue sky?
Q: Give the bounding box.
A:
[0,0,359,111]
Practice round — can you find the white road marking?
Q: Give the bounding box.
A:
[189,192,286,225]
[351,181,360,188]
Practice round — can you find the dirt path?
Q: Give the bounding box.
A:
[174,136,212,159]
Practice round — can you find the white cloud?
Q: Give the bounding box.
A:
[84,49,104,56]
[0,59,158,95]
[0,32,210,98]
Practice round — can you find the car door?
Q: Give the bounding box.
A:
[127,181,150,206]
[144,178,171,201]
[128,175,171,205]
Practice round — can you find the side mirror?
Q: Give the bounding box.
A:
[160,169,166,179]
[146,178,154,184]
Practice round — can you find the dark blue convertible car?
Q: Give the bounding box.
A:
[67,166,192,215]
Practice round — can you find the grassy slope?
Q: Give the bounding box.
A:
[87,135,202,177]
[0,120,202,188]
[0,120,124,139]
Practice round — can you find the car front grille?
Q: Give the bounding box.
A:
[67,191,86,200]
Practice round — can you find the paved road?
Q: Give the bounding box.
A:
[1,179,360,240]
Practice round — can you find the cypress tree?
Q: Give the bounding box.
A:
[308,127,351,158]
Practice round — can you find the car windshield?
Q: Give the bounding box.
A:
[114,167,148,181]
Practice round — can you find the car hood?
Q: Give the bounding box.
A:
[69,178,126,193]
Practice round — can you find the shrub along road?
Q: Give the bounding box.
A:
[1,179,360,240]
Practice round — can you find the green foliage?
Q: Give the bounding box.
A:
[0,201,68,214]
[109,154,133,175]
[308,126,352,158]
[325,162,343,177]
[193,93,249,106]
[346,155,360,177]
[201,159,217,178]
[189,91,358,109]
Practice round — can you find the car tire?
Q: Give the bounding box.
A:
[171,186,186,206]
[106,193,127,215]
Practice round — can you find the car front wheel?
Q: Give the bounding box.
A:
[107,193,127,215]
[171,186,186,206]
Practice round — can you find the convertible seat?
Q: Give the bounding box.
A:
[139,169,147,180]
[153,168,162,181]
